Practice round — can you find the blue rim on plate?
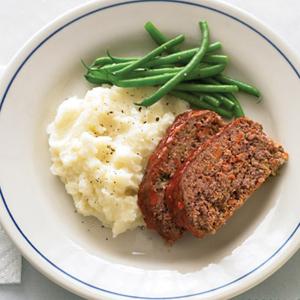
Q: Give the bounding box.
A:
[0,0,300,299]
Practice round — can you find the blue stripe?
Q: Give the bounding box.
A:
[1,0,299,299]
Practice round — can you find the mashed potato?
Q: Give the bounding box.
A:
[48,86,188,236]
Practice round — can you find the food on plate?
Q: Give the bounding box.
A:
[144,21,180,54]
[84,20,260,117]
[47,20,288,243]
[47,86,188,236]
[165,118,288,238]
[138,110,225,243]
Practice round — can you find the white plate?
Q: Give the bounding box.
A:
[0,0,300,299]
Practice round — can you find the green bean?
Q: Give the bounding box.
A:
[143,22,221,55]
[174,83,238,93]
[189,63,225,78]
[207,41,222,52]
[202,77,219,85]
[127,67,179,77]
[97,56,134,64]
[144,21,178,53]
[88,64,225,87]
[81,59,98,72]
[91,40,223,69]
[200,94,220,107]
[115,73,174,87]
[92,51,136,67]
[149,53,228,66]
[201,78,235,109]
[115,64,224,87]
[91,57,114,67]
[170,91,233,118]
[91,54,136,67]
[201,54,228,64]
[202,77,244,116]
[85,70,110,82]
[146,45,219,68]
[127,64,224,78]
[212,93,235,110]
[91,56,112,67]
[84,73,110,85]
[98,60,175,73]
[96,53,225,68]
[92,56,133,67]
[95,41,221,69]
[225,93,245,117]
[114,66,219,87]
[101,62,132,72]
[120,66,181,78]
[100,61,182,71]
[215,74,260,97]
[161,54,228,65]
[114,34,185,77]
[136,20,210,107]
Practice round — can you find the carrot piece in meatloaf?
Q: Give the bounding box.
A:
[165,117,288,239]
[138,110,225,243]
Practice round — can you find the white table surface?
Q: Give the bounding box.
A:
[0,0,300,299]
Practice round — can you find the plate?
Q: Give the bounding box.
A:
[0,0,300,299]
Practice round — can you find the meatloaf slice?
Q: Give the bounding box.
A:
[166,117,288,238]
[138,110,225,243]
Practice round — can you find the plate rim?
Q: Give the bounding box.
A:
[0,0,300,299]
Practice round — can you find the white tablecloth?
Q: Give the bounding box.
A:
[0,0,299,299]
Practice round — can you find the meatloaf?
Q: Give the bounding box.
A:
[165,117,288,238]
[138,110,225,243]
